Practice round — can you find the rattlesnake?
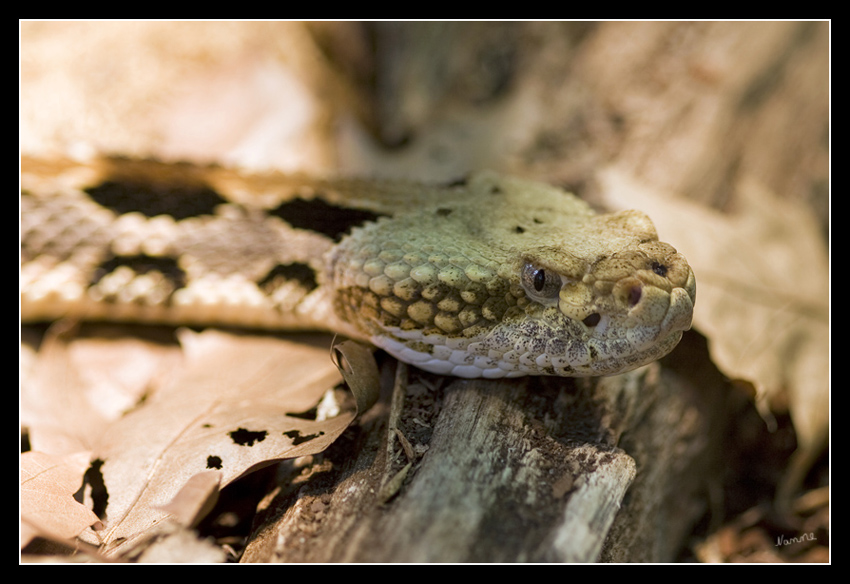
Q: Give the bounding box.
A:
[20,156,695,378]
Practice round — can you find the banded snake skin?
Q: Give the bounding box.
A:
[21,156,695,378]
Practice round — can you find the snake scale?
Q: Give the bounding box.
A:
[21,156,695,378]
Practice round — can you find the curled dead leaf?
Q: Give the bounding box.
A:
[332,339,381,415]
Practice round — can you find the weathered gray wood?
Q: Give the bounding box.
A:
[242,335,722,562]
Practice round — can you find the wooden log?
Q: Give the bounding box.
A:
[242,332,727,562]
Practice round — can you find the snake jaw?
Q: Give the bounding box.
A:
[366,256,696,379]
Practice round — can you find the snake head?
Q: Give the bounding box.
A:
[331,173,696,378]
[505,235,696,377]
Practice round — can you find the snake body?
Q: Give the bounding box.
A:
[21,156,696,378]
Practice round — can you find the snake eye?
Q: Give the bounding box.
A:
[521,263,562,302]
[533,269,546,292]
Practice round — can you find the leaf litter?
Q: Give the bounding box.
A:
[21,327,379,558]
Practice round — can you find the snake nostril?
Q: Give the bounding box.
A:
[628,283,642,307]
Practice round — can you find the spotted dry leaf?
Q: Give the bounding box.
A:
[23,328,378,557]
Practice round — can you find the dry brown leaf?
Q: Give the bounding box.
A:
[155,470,222,529]
[333,339,383,414]
[76,330,378,556]
[21,451,103,547]
[133,523,230,563]
[599,169,829,496]
[21,324,112,456]
[21,323,180,455]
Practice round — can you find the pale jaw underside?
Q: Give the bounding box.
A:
[370,281,695,379]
